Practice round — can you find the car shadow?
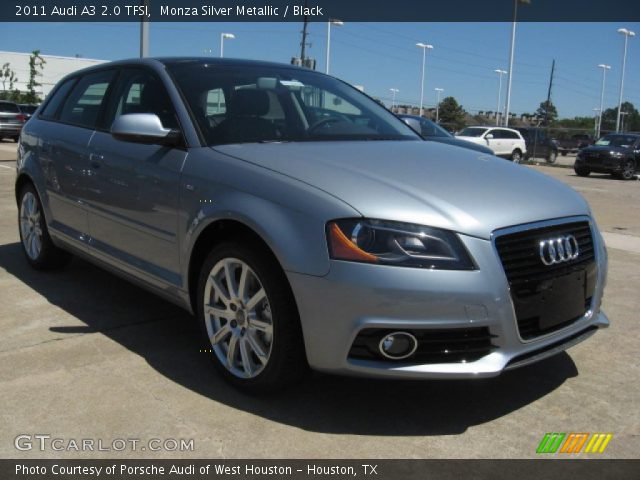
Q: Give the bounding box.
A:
[0,241,579,436]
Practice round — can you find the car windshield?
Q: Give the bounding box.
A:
[457,127,487,137]
[0,102,20,113]
[595,135,637,148]
[420,118,451,138]
[167,62,419,146]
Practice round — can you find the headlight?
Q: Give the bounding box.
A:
[327,219,475,270]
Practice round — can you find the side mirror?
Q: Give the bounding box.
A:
[485,133,494,140]
[111,113,181,147]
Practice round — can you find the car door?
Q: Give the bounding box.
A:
[484,129,504,155]
[40,70,116,245]
[86,67,187,288]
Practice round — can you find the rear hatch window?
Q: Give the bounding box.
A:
[0,102,21,113]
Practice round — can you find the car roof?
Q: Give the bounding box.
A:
[467,126,520,133]
[59,56,315,80]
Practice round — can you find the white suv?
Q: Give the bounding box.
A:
[456,127,527,162]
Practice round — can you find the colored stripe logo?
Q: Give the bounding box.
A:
[537,433,612,454]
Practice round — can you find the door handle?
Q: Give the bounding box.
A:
[89,153,104,169]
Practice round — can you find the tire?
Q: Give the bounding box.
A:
[574,166,591,177]
[18,183,72,270]
[12,136,19,143]
[511,149,523,163]
[546,150,557,164]
[196,241,307,393]
[560,150,568,156]
[616,159,636,180]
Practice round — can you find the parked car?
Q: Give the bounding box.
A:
[18,104,39,120]
[574,133,640,180]
[558,133,593,156]
[398,114,494,154]
[514,127,559,164]
[0,100,26,142]
[456,126,527,162]
[16,58,608,392]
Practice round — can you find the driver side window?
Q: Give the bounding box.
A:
[107,69,179,130]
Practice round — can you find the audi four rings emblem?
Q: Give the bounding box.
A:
[539,235,580,265]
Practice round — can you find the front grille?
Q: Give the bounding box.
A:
[349,327,497,364]
[495,221,596,340]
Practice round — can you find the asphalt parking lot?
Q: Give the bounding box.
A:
[0,140,638,459]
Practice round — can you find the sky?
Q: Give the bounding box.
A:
[0,21,639,118]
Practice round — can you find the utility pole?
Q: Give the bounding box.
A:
[300,0,309,62]
[544,59,555,127]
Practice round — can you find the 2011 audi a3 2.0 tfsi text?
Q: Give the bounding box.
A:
[15,58,609,392]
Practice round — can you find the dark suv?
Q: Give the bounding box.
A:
[515,127,559,164]
[574,133,640,180]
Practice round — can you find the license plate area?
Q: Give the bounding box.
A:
[511,267,593,340]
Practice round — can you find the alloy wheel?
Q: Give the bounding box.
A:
[621,160,635,180]
[203,258,273,378]
[19,191,43,260]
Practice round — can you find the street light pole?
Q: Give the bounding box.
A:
[434,88,444,123]
[494,69,507,126]
[416,43,433,117]
[139,0,149,58]
[220,32,235,58]
[325,19,343,75]
[593,108,601,137]
[596,64,611,138]
[504,0,530,127]
[615,28,635,132]
[389,88,399,109]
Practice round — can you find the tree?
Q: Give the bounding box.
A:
[535,100,558,126]
[437,96,467,131]
[24,50,46,104]
[601,102,639,133]
[0,63,19,101]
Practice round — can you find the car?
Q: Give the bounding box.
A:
[514,127,559,164]
[574,133,640,180]
[0,100,26,142]
[18,104,39,120]
[398,114,494,155]
[16,58,609,392]
[455,126,527,162]
[558,133,594,156]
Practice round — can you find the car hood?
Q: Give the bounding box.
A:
[427,136,494,154]
[213,141,589,239]
[581,145,631,155]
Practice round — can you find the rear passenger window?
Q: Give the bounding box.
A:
[59,70,116,128]
[40,78,77,119]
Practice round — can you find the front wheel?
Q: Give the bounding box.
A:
[511,149,523,163]
[615,159,636,180]
[197,242,307,393]
[574,166,591,177]
[18,184,72,270]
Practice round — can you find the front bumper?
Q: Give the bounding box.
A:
[287,222,608,379]
[575,155,625,173]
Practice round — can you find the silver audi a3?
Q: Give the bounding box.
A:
[15,58,609,391]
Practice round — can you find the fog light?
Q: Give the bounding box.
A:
[378,332,418,360]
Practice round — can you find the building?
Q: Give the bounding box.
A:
[0,51,106,101]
